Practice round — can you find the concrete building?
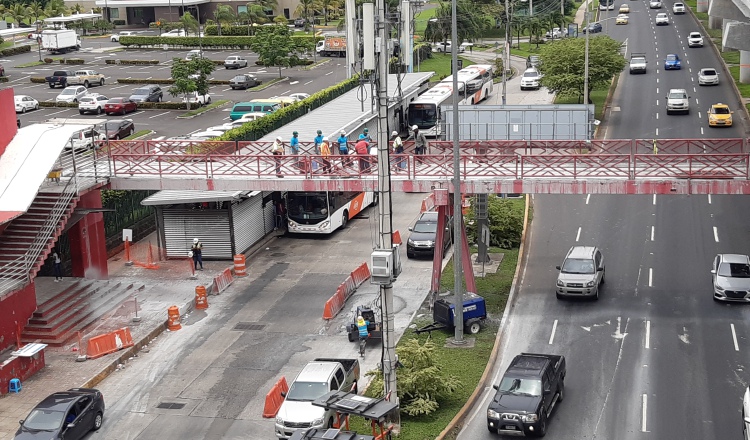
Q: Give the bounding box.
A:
[707,0,750,83]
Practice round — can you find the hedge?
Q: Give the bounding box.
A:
[115,78,231,85]
[0,76,8,83]
[1,45,31,56]
[217,75,360,142]
[63,58,85,64]
[38,101,196,110]
[104,59,160,65]
[119,34,317,49]
[202,24,316,37]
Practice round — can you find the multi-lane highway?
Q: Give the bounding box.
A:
[458,1,749,439]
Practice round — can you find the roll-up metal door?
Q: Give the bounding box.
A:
[263,192,276,234]
[231,194,264,254]
[163,209,232,259]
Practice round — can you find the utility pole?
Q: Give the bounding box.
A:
[345,0,356,78]
[450,0,464,345]
[502,0,510,105]
[583,0,590,109]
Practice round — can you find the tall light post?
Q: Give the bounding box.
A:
[502,0,511,105]
[450,0,464,345]
[583,0,590,112]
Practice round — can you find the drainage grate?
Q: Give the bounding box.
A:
[157,402,185,410]
[233,322,266,331]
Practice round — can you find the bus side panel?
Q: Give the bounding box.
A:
[347,193,368,218]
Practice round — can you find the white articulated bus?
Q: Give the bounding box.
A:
[286,191,376,234]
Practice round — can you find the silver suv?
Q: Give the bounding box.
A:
[556,246,605,299]
[666,88,690,115]
[712,254,750,301]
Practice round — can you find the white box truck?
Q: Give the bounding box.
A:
[41,30,81,54]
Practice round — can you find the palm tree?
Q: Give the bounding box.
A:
[253,0,278,16]
[180,11,199,35]
[45,0,67,19]
[71,3,84,14]
[527,17,543,48]
[6,3,29,25]
[294,0,320,31]
[511,15,528,49]
[239,3,267,35]
[213,4,235,36]
[319,0,339,25]
[26,1,44,24]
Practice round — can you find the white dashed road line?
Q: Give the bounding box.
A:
[649,268,653,287]
[731,324,740,351]
[586,194,591,204]
[576,227,581,242]
[713,226,719,242]
[642,394,648,432]
[653,194,656,205]
[645,320,651,349]
[549,320,558,345]
[651,226,654,241]
[708,194,712,204]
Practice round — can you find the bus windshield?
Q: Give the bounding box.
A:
[287,192,330,221]
[408,104,438,128]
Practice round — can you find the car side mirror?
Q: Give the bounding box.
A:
[67,423,75,429]
[408,226,413,231]
[280,391,287,398]
[597,267,604,271]
[744,416,750,423]
[556,265,561,270]
[711,269,716,274]
[544,389,552,395]
[492,385,499,391]
[18,420,24,425]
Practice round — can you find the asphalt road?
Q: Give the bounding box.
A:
[457,1,750,439]
[7,40,348,139]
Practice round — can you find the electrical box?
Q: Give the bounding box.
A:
[371,245,402,284]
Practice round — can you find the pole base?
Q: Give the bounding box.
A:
[445,337,475,348]
[132,316,142,323]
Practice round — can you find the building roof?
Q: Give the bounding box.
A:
[141,190,258,206]
[95,0,208,6]
[260,72,433,142]
[0,123,97,225]
[44,13,102,23]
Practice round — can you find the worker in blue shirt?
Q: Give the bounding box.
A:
[357,315,369,340]
[290,131,300,154]
[337,131,348,154]
[314,129,324,154]
[358,128,371,143]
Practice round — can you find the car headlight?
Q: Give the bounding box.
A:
[275,417,284,425]
[427,240,435,246]
[715,284,725,292]
[586,280,595,287]
[312,417,325,426]
[487,409,500,418]
[520,413,538,422]
[407,238,415,245]
[556,280,564,287]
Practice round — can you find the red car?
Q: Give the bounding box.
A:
[104,97,137,115]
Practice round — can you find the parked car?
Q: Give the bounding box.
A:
[655,12,669,25]
[526,55,541,69]
[234,112,267,123]
[289,92,310,101]
[406,211,453,259]
[56,85,88,103]
[712,254,750,301]
[664,53,681,69]
[14,388,105,440]
[520,68,543,90]
[111,30,137,42]
[185,49,203,60]
[14,95,39,113]
[707,103,733,127]
[68,70,105,88]
[162,29,187,37]
[433,41,465,53]
[556,245,605,300]
[78,94,109,115]
[294,17,306,27]
[673,2,686,13]
[649,0,662,7]
[224,55,248,69]
[688,31,704,47]
[698,67,719,85]
[743,387,750,438]
[104,97,137,115]
[582,22,603,33]
[544,27,566,38]
[229,73,262,90]
[183,91,212,106]
[128,85,162,103]
[95,119,135,140]
[0,64,4,76]
[45,70,75,88]
[189,130,224,140]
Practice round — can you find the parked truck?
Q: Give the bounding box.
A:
[274,358,360,439]
[41,29,80,54]
[317,35,347,57]
[45,70,75,88]
[67,70,105,88]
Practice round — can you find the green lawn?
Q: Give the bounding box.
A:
[722,51,740,65]
[414,53,474,80]
[729,66,750,99]
[414,7,437,36]
[556,88,609,120]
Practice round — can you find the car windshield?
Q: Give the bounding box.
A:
[79,97,93,102]
[690,33,700,37]
[712,107,730,114]
[702,69,716,76]
[669,91,686,99]
[523,71,539,78]
[109,98,123,103]
[497,377,543,397]
[61,89,76,95]
[132,89,149,96]
[233,75,248,81]
[287,193,330,220]
[718,263,750,277]
[667,55,677,61]
[561,258,596,274]
[284,381,328,401]
[413,222,437,234]
[23,409,64,431]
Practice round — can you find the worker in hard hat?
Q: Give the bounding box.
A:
[357,315,370,341]
[271,136,284,177]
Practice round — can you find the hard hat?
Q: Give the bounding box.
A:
[323,136,329,141]
[293,131,298,136]
[341,130,346,135]
[412,125,418,130]
[363,128,369,133]
[391,131,398,136]
[276,136,282,141]
[317,129,322,135]
[193,238,199,244]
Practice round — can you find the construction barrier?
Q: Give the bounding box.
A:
[167,305,182,331]
[323,262,371,320]
[262,376,289,418]
[234,254,247,277]
[132,242,160,270]
[393,230,402,245]
[420,193,436,213]
[86,327,134,360]
[212,267,234,294]
[195,285,208,310]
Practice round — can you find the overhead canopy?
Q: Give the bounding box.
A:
[95,0,208,6]
[141,190,258,206]
[44,13,102,23]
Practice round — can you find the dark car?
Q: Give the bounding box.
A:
[526,55,540,69]
[128,85,163,103]
[104,97,137,115]
[15,388,105,440]
[294,18,306,27]
[582,22,602,33]
[96,119,135,140]
[230,74,262,90]
[0,64,5,76]
[406,211,453,259]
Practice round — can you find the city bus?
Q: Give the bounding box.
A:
[599,0,615,10]
[285,191,376,234]
[407,64,494,137]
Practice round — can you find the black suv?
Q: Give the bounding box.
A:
[487,353,566,437]
[406,211,453,259]
[128,84,163,103]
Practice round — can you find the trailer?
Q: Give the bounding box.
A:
[319,35,347,57]
[41,29,80,54]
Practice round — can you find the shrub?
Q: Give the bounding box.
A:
[118,34,316,49]
[114,78,230,85]
[0,76,8,83]
[113,19,126,25]
[465,195,525,249]
[105,59,160,65]
[65,58,85,64]
[44,58,54,63]
[204,25,258,36]
[0,45,31,57]
[38,101,193,110]
[30,77,46,83]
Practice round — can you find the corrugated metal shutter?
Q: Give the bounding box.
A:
[163,209,232,259]
[231,195,264,254]
[264,192,276,234]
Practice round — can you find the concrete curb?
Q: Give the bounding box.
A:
[435,194,532,440]
[595,73,620,139]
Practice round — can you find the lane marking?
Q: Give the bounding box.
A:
[586,194,591,204]
[325,71,333,75]
[289,81,299,85]
[713,226,719,242]
[149,111,171,119]
[649,268,653,287]
[549,319,558,345]
[701,127,704,135]
[645,320,651,349]
[698,111,702,118]
[304,80,313,85]
[656,113,659,120]
[655,128,659,136]
[708,194,712,204]
[656,99,659,106]
[642,394,648,432]
[576,227,581,242]
[731,323,739,351]
[653,194,656,205]
[651,226,654,241]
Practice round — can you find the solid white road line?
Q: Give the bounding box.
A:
[586,194,591,204]
[651,226,654,241]
[149,111,171,119]
[304,80,313,85]
[549,320,558,345]
[576,227,581,242]
[731,324,739,351]
[656,128,659,136]
[653,194,656,205]
[649,268,653,287]
[645,320,651,349]
[713,226,719,242]
[708,194,712,204]
[642,394,648,432]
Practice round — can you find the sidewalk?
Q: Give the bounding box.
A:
[0,231,274,440]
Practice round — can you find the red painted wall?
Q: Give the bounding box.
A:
[0,88,17,157]
[69,190,109,280]
[0,283,37,353]
[0,351,46,395]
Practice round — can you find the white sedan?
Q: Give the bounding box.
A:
[649,0,662,8]
[655,12,669,25]
[289,92,310,101]
[14,95,39,113]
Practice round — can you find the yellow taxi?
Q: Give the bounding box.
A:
[616,14,629,24]
[619,4,630,12]
[708,103,733,127]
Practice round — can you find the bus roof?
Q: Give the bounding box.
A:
[442,64,493,86]
[409,83,454,106]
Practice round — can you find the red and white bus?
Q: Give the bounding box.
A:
[286,191,376,234]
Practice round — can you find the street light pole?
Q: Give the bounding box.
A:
[502,0,510,105]
[450,0,464,345]
[583,0,590,110]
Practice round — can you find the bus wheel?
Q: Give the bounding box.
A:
[342,211,349,228]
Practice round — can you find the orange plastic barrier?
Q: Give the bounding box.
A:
[86,327,134,360]
[167,305,182,331]
[212,267,234,294]
[233,254,247,277]
[420,193,436,213]
[195,285,208,310]
[323,262,371,320]
[351,262,371,287]
[393,230,402,245]
[262,376,289,418]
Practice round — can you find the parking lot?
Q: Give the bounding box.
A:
[6,39,349,139]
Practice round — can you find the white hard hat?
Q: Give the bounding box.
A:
[391,131,398,136]
[412,125,418,130]
[276,136,282,141]
[323,136,329,141]
[193,238,199,244]
[341,130,346,135]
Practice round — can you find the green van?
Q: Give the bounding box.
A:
[230,101,281,121]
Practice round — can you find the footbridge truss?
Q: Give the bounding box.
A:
[96,137,750,194]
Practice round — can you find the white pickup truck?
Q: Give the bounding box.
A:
[67,70,106,88]
[182,91,212,107]
[274,358,360,439]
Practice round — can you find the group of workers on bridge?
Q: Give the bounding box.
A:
[269,126,429,176]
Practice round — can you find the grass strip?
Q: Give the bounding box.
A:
[123,130,152,140]
[16,59,59,68]
[414,53,475,80]
[177,99,230,118]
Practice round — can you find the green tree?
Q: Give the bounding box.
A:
[248,24,313,78]
[26,1,44,24]
[70,2,83,13]
[366,339,461,416]
[527,17,543,48]
[180,11,199,35]
[511,15,528,49]
[5,2,28,25]
[538,36,627,103]
[319,0,339,25]
[239,3,267,34]
[465,196,524,249]
[44,0,67,19]
[252,0,278,15]
[212,4,235,36]
[431,0,485,46]
[168,56,216,110]
[294,0,319,30]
